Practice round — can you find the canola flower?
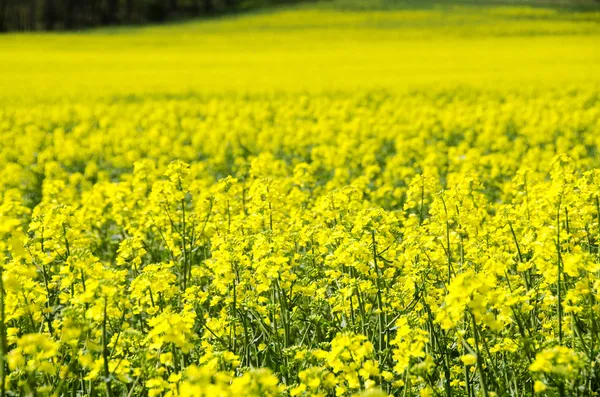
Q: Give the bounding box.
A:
[1,1,600,395]
[0,88,599,396]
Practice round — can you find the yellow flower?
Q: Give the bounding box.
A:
[534,380,548,393]
[460,354,478,366]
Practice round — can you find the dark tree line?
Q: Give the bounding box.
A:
[0,0,295,32]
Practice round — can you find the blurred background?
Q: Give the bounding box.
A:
[0,0,598,100]
[0,0,598,32]
[0,0,304,31]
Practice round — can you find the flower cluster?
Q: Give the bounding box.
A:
[1,88,599,396]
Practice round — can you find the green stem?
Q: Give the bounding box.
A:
[102,296,114,397]
[0,264,7,397]
[372,230,386,354]
[470,312,489,397]
[557,204,563,345]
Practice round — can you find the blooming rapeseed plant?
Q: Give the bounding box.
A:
[0,3,599,396]
[1,87,598,396]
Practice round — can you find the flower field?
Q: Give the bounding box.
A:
[1,2,600,396]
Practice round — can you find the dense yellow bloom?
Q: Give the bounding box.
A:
[1,88,599,395]
[0,2,599,396]
[2,87,600,395]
